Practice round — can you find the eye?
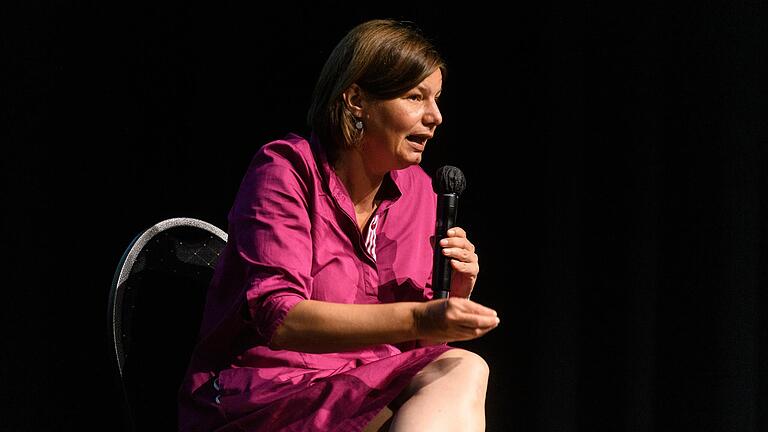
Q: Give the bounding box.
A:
[407,94,423,101]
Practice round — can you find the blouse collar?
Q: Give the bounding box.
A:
[309,133,404,210]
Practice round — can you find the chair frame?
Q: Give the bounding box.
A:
[108,217,228,379]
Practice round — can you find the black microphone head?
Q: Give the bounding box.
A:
[433,165,466,196]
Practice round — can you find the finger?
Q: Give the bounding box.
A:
[446,227,467,238]
[459,320,499,332]
[473,325,499,337]
[454,298,497,316]
[470,314,501,328]
[451,259,479,276]
[444,248,477,263]
[440,237,476,253]
[454,310,500,328]
[453,327,492,340]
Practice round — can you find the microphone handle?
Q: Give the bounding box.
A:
[433,193,458,299]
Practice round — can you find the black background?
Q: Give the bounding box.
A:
[3,1,768,430]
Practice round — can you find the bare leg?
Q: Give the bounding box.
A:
[388,348,489,431]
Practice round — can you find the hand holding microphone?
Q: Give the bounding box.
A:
[432,166,477,299]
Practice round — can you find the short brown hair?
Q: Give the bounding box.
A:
[307,19,446,164]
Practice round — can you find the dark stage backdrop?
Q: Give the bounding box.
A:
[3,1,767,431]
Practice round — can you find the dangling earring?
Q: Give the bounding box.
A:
[355,120,363,130]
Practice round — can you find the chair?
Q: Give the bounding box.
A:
[108,217,228,431]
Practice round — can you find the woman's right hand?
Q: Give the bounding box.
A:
[414,298,500,343]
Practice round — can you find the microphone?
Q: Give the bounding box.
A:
[432,166,466,299]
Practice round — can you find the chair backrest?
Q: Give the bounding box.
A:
[108,217,227,431]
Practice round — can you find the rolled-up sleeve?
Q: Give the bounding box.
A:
[229,143,313,345]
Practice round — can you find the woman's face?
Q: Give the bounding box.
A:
[359,69,443,172]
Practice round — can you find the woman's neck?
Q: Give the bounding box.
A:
[333,148,384,212]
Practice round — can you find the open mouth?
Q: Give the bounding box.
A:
[406,134,430,147]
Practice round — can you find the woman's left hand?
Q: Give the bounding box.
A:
[440,226,479,299]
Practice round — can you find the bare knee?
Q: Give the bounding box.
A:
[440,348,490,382]
[411,349,489,398]
[396,348,490,408]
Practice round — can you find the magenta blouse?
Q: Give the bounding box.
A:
[178,133,451,431]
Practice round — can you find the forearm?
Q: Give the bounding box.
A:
[270,300,421,353]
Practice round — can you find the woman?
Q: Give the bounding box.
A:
[178,19,500,431]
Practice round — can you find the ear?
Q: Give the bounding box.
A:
[342,84,365,118]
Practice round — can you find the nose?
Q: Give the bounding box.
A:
[424,98,443,127]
